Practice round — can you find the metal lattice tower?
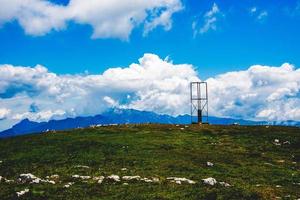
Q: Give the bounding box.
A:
[190,82,208,124]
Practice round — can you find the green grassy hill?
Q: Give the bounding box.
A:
[0,124,299,200]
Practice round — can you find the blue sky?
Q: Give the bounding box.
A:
[0,0,300,131]
[0,0,299,79]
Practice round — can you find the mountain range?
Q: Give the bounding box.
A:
[1,109,299,138]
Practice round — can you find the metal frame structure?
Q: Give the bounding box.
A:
[190,82,208,124]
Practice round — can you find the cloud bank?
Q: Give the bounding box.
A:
[0,54,198,130]
[0,0,183,40]
[0,54,300,130]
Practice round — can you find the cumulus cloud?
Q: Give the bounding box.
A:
[0,54,300,131]
[0,0,183,40]
[207,63,300,121]
[0,108,10,120]
[192,3,221,37]
[0,53,198,130]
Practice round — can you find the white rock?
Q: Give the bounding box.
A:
[19,173,37,180]
[121,168,127,171]
[93,176,105,184]
[141,178,153,183]
[167,177,196,184]
[63,182,74,188]
[202,177,217,186]
[80,176,91,180]
[0,161,2,163]
[152,177,160,183]
[75,165,90,169]
[122,176,141,181]
[219,181,231,187]
[31,178,42,184]
[72,175,91,180]
[283,141,290,145]
[19,173,42,184]
[123,182,129,185]
[107,175,120,182]
[49,174,59,179]
[43,180,55,184]
[274,139,280,143]
[5,178,14,183]
[16,189,29,197]
[207,162,214,167]
[180,128,184,130]
[276,185,282,188]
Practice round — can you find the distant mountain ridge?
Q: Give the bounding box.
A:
[1,108,299,138]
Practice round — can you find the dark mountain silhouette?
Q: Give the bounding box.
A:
[1,109,299,138]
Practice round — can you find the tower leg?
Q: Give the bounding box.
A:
[198,109,202,124]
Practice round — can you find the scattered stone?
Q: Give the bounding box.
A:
[16,189,29,197]
[255,184,261,187]
[185,125,189,128]
[141,177,154,183]
[265,126,269,128]
[180,128,184,130]
[0,161,2,164]
[19,173,43,184]
[93,176,105,184]
[75,165,90,169]
[121,168,127,171]
[202,177,217,186]
[283,141,291,145]
[49,174,59,179]
[152,177,160,183]
[219,181,231,187]
[5,178,14,183]
[167,177,196,185]
[45,180,56,184]
[107,175,120,182]
[123,182,129,185]
[206,162,214,167]
[122,176,141,181]
[274,139,281,146]
[264,162,274,166]
[276,185,282,188]
[175,124,179,127]
[72,175,91,180]
[63,182,74,188]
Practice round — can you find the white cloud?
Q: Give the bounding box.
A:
[207,63,300,121]
[249,6,268,21]
[0,0,183,40]
[257,11,268,20]
[0,55,300,131]
[0,53,198,130]
[0,108,10,120]
[192,3,221,37]
[250,7,257,14]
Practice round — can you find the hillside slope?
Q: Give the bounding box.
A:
[0,124,299,199]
